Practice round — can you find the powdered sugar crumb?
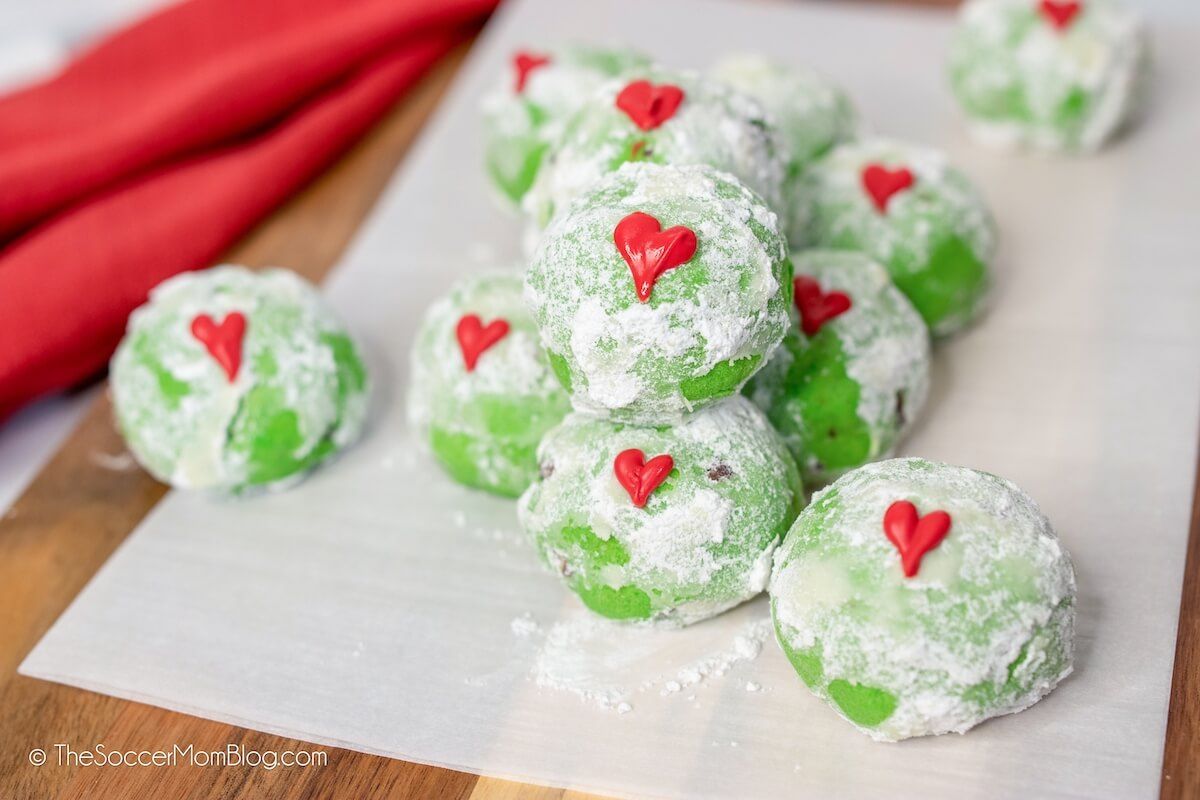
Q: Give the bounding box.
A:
[90,450,137,472]
[527,607,773,714]
[640,619,772,695]
[511,612,543,638]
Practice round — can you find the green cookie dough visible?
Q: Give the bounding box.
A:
[774,619,824,688]
[526,163,791,424]
[519,398,804,626]
[408,271,571,498]
[486,133,548,207]
[948,0,1151,153]
[747,251,930,487]
[887,230,987,334]
[577,581,654,621]
[827,680,898,728]
[778,330,874,472]
[546,351,573,394]
[523,66,787,232]
[679,355,763,404]
[481,45,650,209]
[792,138,997,336]
[429,427,483,489]
[770,458,1076,741]
[228,384,316,486]
[110,266,369,493]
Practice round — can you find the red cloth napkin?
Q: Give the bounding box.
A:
[0,0,497,423]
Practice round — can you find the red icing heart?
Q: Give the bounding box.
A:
[794,276,853,337]
[861,164,915,213]
[456,314,509,372]
[513,51,550,94]
[615,80,685,131]
[1039,0,1082,30]
[883,500,952,578]
[613,211,698,302]
[190,312,245,382]
[613,449,674,508]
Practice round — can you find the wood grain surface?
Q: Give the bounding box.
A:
[0,4,1196,799]
[1162,448,1200,800]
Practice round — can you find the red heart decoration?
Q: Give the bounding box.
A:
[613,449,674,508]
[883,500,952,578]
[513,51,551,94]
[615,80,685,131]
[794,276,853,337]
[190,312,246,382]
[613,211,698,302]
[1039,0,1082,30]
[456,314,509,372]
[861,164,915,214]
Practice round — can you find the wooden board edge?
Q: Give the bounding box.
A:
[1161,433,1200,799]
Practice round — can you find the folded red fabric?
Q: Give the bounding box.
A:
[0,0,497,423]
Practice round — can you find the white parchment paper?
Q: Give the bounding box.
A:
[21,0,1200,797]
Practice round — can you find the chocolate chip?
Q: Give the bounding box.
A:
[539,461,555,479]
[707,463,733,481]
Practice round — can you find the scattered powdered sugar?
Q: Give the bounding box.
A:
[523,606,773,714]
[643,619,772,697]
[89,450,137,472]
[527,611,644,711]
[511,612,543,638]
[469,524,528,550]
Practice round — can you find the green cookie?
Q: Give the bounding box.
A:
[520,397,804,626]
[770,457,1076,740]
[408,272,570,498]
[746,250,930,487]
[111,266,369,493]
[792,138,997,336]
[525,163,792,423]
